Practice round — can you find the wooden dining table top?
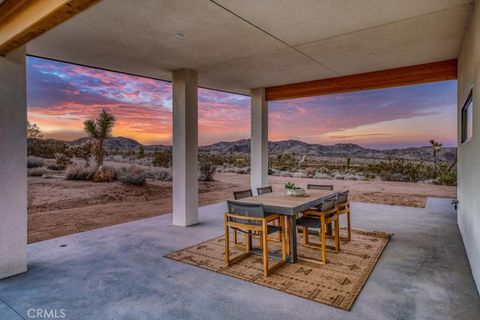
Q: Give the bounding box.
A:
[235,189,339,215]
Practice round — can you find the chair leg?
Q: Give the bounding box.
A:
[233,229,238,245]
[246,230,251,254]
[320,215,327,265]
[304,226,309,245]
[277,218,282,241]
[334,216,340,253]
[285,216,291,256]
[347,211,352,242]
[262,221,269,277]
[224,223,230,267]
[280,217,287,262]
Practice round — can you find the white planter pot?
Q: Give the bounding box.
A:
[286,188,305,196]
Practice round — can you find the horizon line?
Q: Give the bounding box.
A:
[39,136,458,150]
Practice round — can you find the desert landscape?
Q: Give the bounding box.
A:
[28,170,456,243]
[26,113,458,243]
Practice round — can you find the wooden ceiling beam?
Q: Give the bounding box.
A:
[0,0,100,56]
[265,59,458,101]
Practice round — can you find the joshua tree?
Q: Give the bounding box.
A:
[27,121,45,157]
[27,121,43,140]
[430,139,442,179]
[346,157,351,170]
[138,145,145,159]
[84,109,116,167]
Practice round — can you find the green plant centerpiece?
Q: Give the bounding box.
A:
[284,182,305,196]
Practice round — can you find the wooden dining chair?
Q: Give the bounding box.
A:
[257,185,273,195]
[296,197,340,265]
[307,184,334,190]
[336,191,351,242]
[233,189,253,200]
[224,201,287,277]
[304,184,335,234]
[255,185,283,241]
[232,189,253,247]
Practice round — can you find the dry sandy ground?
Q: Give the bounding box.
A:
[27,172,456,243]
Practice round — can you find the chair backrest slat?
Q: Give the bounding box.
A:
[257,186,273,195]
[321,196,337,211]
[337,191,349,204]
[233,189,253,200]
[227,200,265,218]
[307,184,334,191]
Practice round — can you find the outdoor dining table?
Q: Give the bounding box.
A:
[235,189,339,263]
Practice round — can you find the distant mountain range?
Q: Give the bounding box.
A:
[61,136,457,162]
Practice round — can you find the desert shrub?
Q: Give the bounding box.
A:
[152,150,172,167]
[143,167,172,181]
[93,165,116,182]
[270,153,298,171]
[65,163,97,181]
[304,167,316,178]
[333,173,345,180]
[292,171,307,178]
[112,155,124,161]
[234,167,250,174]
[366,159,432,183]
[271,170,292,177]
[55,153,72,169]
[27,157,44,168]
[157,169,172,181]
[344,174,366,181]
[47,163,64,171]
[117,166,146,186]
[314,172,331,179]
[234,155,250,168]
[437,171,457,186]
[70,142,93,167]
[28,168,46,177]
[28,139,69,159]
[199,155,216,181]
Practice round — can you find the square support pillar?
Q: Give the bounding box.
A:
[250,88,268,193]
[0,47,27,279]
[172,69,198,226]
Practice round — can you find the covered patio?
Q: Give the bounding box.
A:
[0,199,479,319]
[1,0,480,318]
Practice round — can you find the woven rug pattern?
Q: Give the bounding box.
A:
[165,229,390,310]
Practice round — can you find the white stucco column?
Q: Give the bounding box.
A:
[172,69,198,226]
[0,47,27,279]
[250,88,268,193]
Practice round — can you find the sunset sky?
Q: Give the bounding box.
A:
[27,56,457,149]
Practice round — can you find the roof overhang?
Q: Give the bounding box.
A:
[1,0,473,96]
[266,59,458,101]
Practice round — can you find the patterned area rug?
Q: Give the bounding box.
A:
[165,229,390,311]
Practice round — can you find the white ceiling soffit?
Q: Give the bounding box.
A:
[28,0,473,96]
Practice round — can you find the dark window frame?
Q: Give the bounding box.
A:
[461,89,473,144]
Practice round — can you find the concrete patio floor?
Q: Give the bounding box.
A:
[0,199,479,320]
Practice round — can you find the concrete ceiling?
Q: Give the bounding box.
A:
[27,0,473,95]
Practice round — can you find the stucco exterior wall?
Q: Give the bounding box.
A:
[457,1,480,293]
[0,47,27,279]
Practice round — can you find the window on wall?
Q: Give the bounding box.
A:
[461,89,473,144]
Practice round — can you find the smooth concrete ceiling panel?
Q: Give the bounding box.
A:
[199,48,336,94]
[214,0,473,46]
[27,0,473,95]
[296,4,472,75]
[28,0,285,78]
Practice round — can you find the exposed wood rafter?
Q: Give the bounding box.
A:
[0,0,100,56]
[265,59,458,101]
